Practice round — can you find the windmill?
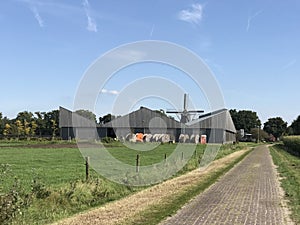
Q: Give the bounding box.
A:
[166,93,204,123]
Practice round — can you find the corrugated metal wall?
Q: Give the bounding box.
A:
[59,106,236,143]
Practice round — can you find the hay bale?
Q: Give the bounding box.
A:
[190,134,200,144]
[143,134,152,142]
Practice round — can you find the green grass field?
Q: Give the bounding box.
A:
[0,147,88,191]
[0,141,247,225]
[270,144,300,224]
[0,143,203,190]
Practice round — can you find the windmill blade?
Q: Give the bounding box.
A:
[166,93,204,124]
[166,110,183,114]
[183,93,188,111]
[187,110,204,113]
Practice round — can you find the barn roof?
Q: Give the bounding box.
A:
[59,107,95,128]
[186,109,236,133]
[103,107,182,128]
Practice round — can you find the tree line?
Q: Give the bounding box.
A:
[0,109,114,139]
[229,109,300,141]
[0,110,59,139]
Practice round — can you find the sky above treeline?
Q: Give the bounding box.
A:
[0,0,299,125]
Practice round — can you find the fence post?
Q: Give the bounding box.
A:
[136,154,140,173]
[164,153,167,162]
[85,157,90,181]
[181,152,184,161]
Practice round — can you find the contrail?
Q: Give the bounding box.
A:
[150,24,155,38]
[247,10,263,32]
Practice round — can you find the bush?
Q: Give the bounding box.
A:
[282,136,300,156]
[0,179,32,225]
[101,137,116,143]
[31,179,51,199]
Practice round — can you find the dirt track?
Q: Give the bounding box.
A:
[162,145,293,225]
[51,148,250,225]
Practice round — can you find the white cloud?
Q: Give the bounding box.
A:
[246,10,263,32]
[109,90,119,95]
[30,6,44,27]
[101,89,119,95]
[178,3,203,24]
[19,0,44,27]
[18,0,99,31]
[82,0,97,32]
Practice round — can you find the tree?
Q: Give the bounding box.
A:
[3,123,11,138]
[0,113,9,136]
[34,112,47,137]
[290,115,300,135]
[43,110,59,137]
[15,120,24,138]
[99,114,115,124]
[229,109,261,133]
[0,112,3,135]
[51,119,57,140]
[16,111,34,123]
[75,110,97,122]
[250,128,269,141]
[263,117,287,139]
[23,120,31,138]
[30,121,37,137]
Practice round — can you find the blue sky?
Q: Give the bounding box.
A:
[0,0,299,125]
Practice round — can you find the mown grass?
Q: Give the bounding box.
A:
[0,139,76,147]
[107,143,205,166]
[269,144,300,224]
[107,142,249,167]
[0,148,87,191]
[0,141,249,225]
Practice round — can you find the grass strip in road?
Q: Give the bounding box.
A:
[270,144,300,224]
[119,149,251,225]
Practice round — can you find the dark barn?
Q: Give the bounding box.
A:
[59,106,236,144]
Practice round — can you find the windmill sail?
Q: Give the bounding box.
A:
[166,93,204,123]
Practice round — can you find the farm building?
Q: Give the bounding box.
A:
[185,109,237,144]
[59,106,236,144]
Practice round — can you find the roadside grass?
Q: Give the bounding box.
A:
[0,139,77,147]
[120,150,251,225]
[0,141,250,225]
[0,146,139,225]
[269,144,300,224]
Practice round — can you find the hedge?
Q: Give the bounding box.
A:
[282,136,300,156]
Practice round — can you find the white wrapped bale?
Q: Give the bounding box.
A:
[179,134,189,143]
[125,133,137,142]
[151,134,160,142]
[161,134,170,143]
[184,134,190,143]
[190,134,200,144]
[144,134,152,142]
